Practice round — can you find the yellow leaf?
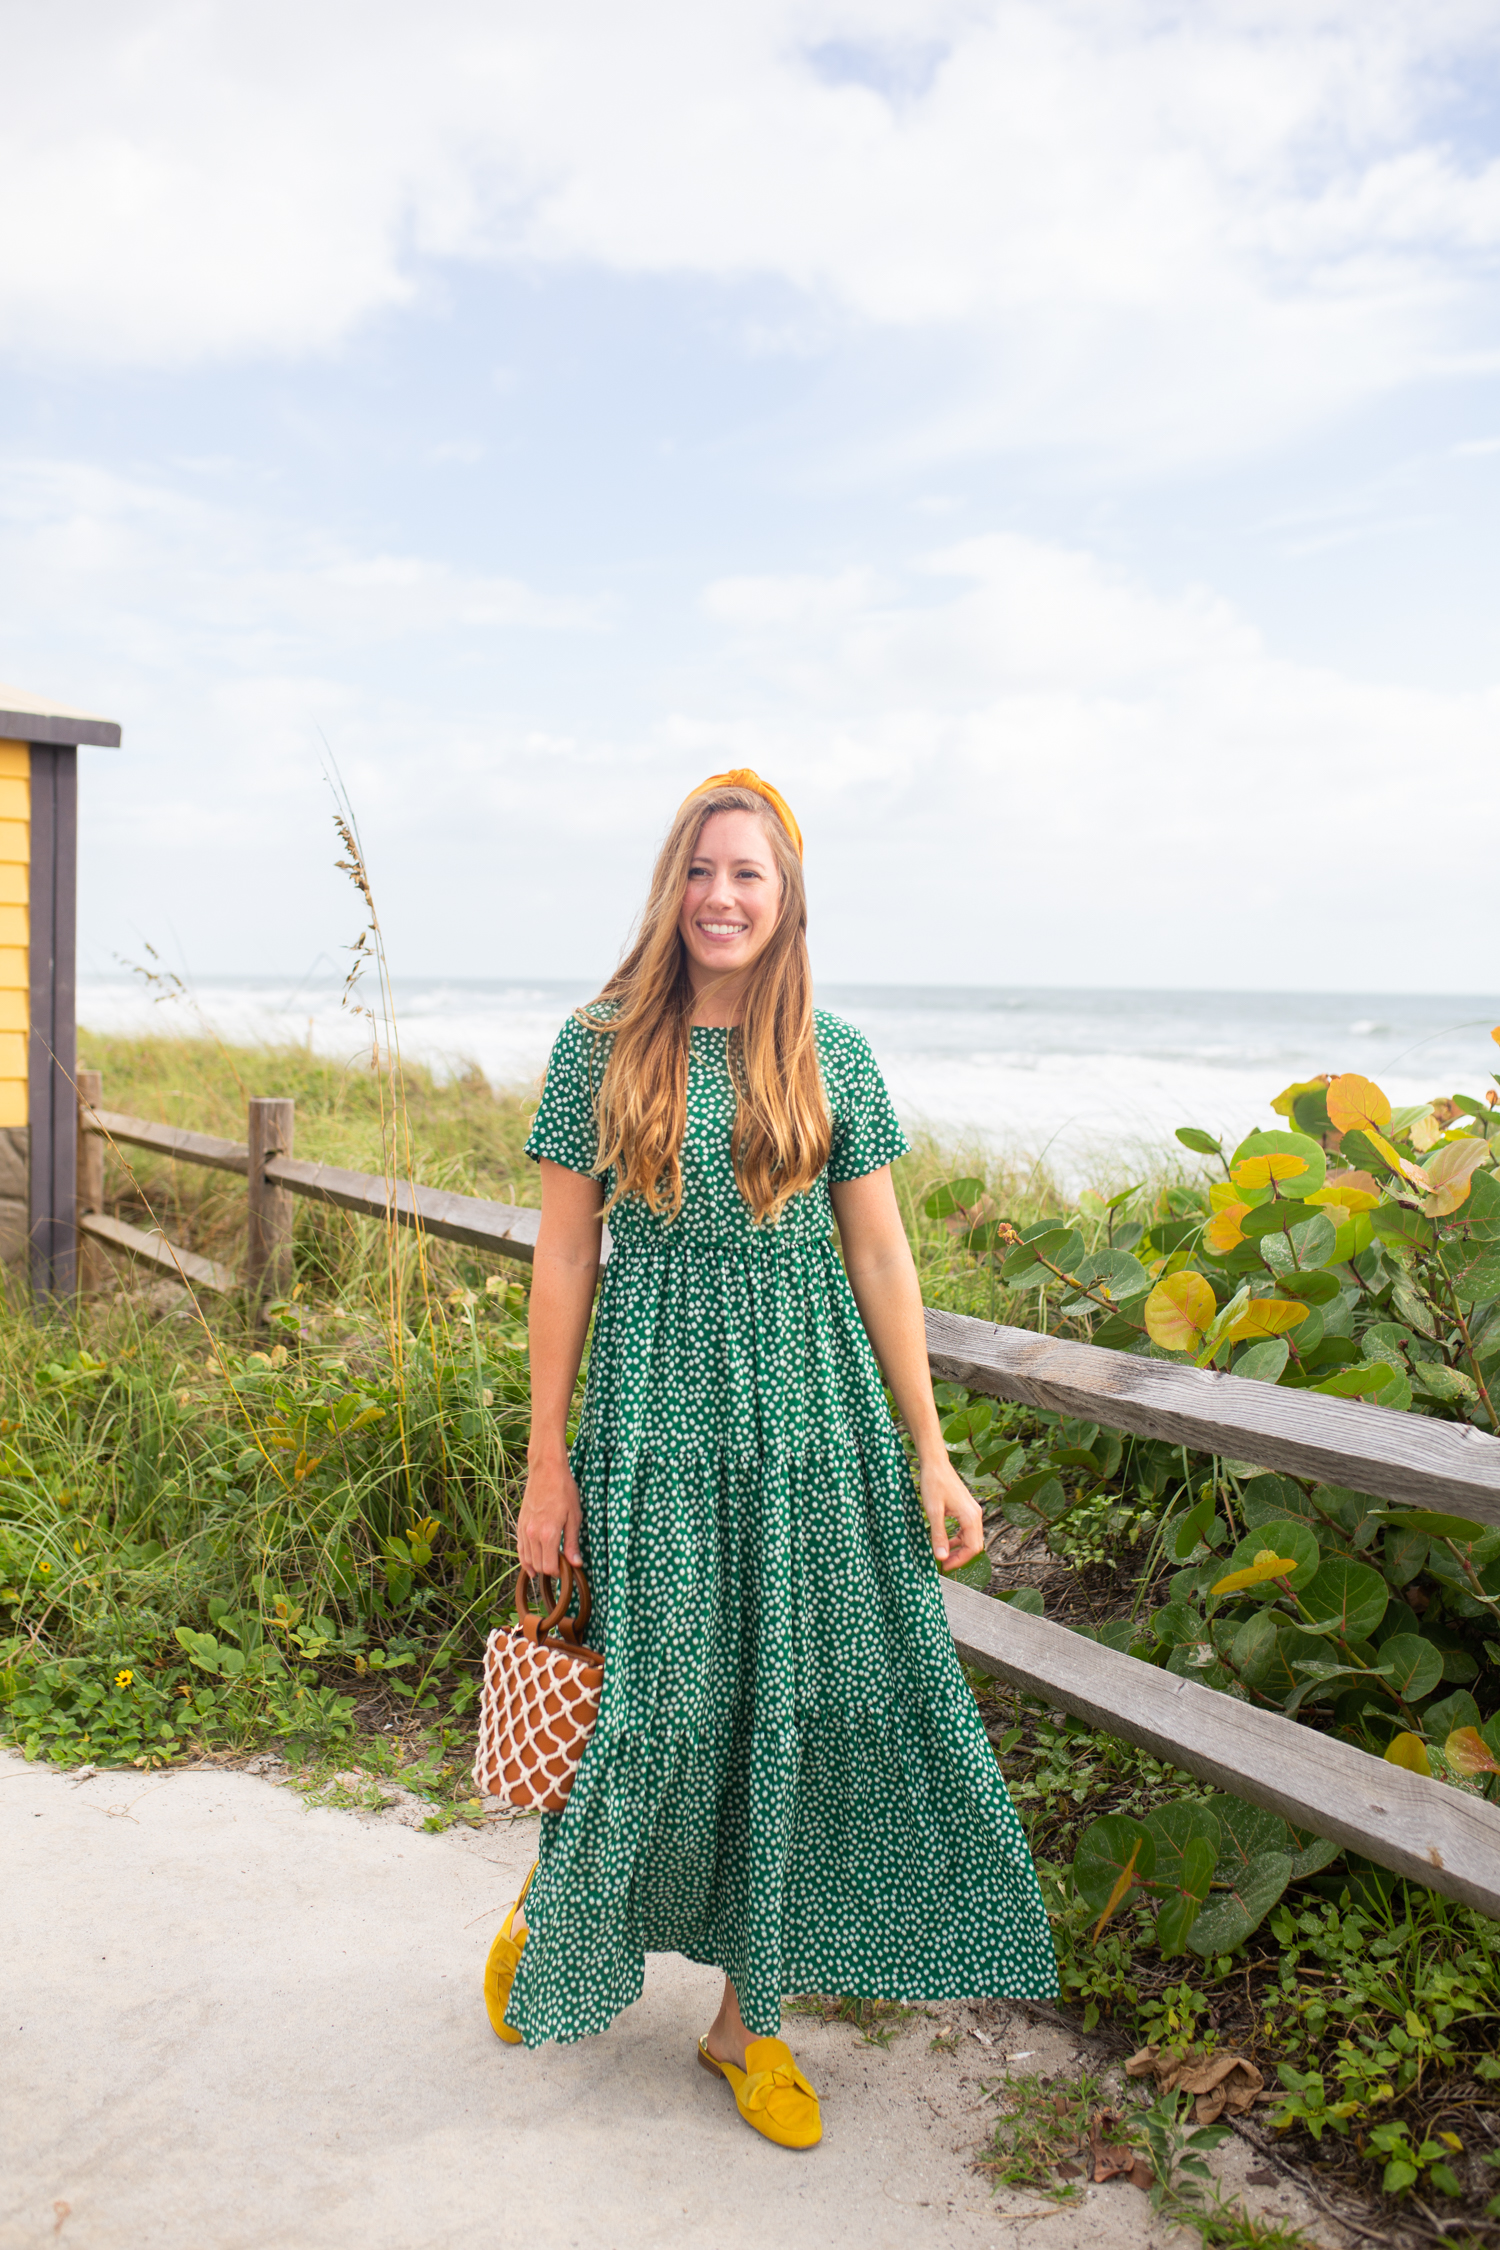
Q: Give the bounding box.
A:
[1384,1732,1432,1777]
[1308,1172,1380,1215]
[1327,1073,1392,1135]
[1418,1136,1491,1217]
[1092,1838,1144,1943]
[1364,1129,1433,1193]
[1144,1270,1218,1352]
[1271,1076,1328,1119]
[1224,1298,1311,1342]
[1211,1551,1299,1595]
[1204,1203,1251,1253]
[1231,1151,1313,1194]
[1445,1726,1500,1778]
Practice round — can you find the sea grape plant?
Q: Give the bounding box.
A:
[927,1046,1500,1943]
[981,1054,1500,1428]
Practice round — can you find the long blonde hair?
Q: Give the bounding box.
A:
[577,783,830,1224]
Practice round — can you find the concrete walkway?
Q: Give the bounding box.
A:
[1,1749,1340,2250]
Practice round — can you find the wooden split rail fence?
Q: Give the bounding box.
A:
[75,1079,1500,1921]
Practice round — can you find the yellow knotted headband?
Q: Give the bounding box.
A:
[679,768,803,861]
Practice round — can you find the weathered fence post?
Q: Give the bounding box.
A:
[246,1097,295,1305]
[75,1068,105,1296]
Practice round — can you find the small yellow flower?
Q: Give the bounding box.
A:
[115,1668,134,1688]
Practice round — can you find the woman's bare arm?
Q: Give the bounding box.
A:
[515,1159,605,1576]
[830,1166,985,1570]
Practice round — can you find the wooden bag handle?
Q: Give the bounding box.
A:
[514,1558,593,1645]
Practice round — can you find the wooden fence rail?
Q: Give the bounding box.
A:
[75,1081,1500,1919]
[944,1581,1500,1918]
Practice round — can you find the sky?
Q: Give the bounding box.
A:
[3,0,1499,993]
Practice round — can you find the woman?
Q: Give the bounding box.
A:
[489,771,1055,2148]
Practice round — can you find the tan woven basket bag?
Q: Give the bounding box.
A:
[472,1561,605,1813]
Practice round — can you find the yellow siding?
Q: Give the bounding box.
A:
[0,745,27,1122]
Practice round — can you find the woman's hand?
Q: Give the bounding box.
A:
[516,1456,584,1579]
[918,1453,987,1572]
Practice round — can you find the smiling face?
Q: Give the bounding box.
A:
[676,808,783,1005]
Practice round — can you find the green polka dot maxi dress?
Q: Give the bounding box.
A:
[505,1009,1056,2047]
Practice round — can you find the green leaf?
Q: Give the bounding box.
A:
[1143,1799,1222,1886]
[997,1585,1045,1616]
[1176,1127,1224,1157]
[925,1178,987,1219]
[1376,1633,1444,1700]
[1227,1609,1286,1689]
[1187,1850,1294,1955]
[1423,1689,1481,1741]
[1217,1518,1322,1597]
[1073,1813,1155,1915]
[1410,1361,1479,1406]
[1337,1127,1387,1171]
[1234,1337,1290,1383]
[1384,1509,1493,1545]
[1275,1268,1344,1305]
[1143,1216,1204,1256]
[1061,1248,1151,1306]
[1450,1249,1500,1304]
[1209,1796,1290,1875]
[998,1469,1070,1529]
[1239,1475,1310,1528]
[952,1550,993,1590]
[1242,1200,1318,1240]
[1382,1527,1429,1587]
[1300,1557,1389,1642]
[1001,1226,1084,1285]
[1312,1363,1399,1402]
[1368,1204,1437,1252]
[1286,1827,1342,1880]
[1166,1642,1236,1689]
[1150,1599,1208,1647]
[172,1626,222,1673]
[1290,1087,1334,1139]
[1152,1836,1217,1957]
[1171,1491,1216,1561]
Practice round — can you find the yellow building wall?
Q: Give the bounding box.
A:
[0,744,28,1129]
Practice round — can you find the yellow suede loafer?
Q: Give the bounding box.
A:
[697,2035,822,2149]
[482,1864,536,2045]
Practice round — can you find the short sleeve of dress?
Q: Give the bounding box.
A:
[821,1013,909,1182]
[524,1016,605,1176]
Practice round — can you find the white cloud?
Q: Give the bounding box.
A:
[8,449,1489,988]
[3,3,1499,463]
[675,534,1500,983]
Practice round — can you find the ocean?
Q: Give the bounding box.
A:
[76,976,1500,1188]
